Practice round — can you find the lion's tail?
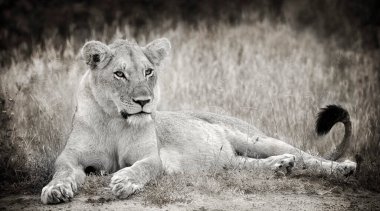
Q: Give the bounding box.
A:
[315,105,352,161]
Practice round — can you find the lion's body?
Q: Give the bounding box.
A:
[41,38,357,204]
[69,71,268,174]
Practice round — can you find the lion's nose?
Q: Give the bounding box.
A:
[132,97,151,107]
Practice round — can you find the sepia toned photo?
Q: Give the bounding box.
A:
[0,0,379,210]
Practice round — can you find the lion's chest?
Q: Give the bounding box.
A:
[103,119,158,170]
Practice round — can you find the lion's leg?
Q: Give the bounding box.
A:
[234,135,356,176]
[233,154,296,174]
[110,123,162,198]
[41,150,85,204]
[110,155,162,198]
[41,123,97,204]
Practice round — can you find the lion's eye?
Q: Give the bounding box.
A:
[145,68,154,77]
[114,71,125,78]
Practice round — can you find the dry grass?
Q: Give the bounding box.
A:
[78,168,360,207]
[0,17,379,198]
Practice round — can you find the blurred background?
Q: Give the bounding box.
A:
[0,0,380,196]
[1,0,380,62]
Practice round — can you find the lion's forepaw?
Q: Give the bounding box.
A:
[41,178,76,204]
[110,172,143,199]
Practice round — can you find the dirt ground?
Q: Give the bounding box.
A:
[1,188,379,211]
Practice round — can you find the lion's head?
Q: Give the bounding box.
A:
[81,38,171,125]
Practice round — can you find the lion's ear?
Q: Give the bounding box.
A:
[81,41,112,69]
[144,38,171,66]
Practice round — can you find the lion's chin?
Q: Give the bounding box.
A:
[125,113,152,126]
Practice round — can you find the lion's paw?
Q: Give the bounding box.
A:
[335,160,356,177]
[268,154,296,174]
[41,178,76,204]
[110,172,142,199]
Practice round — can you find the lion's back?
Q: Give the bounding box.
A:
[155,111,264,140]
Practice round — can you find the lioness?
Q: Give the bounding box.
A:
[41,38,356,204]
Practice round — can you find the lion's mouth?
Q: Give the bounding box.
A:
[120,111,151,119]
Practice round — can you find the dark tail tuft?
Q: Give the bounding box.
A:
[315,104,352,161]
[316,105,349,135]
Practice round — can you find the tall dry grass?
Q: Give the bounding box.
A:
[0,19,379,193]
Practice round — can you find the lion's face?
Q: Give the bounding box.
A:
[81,39,170,125]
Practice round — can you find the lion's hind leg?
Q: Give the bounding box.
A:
[230,134,356,177]
[232,154,296,175]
